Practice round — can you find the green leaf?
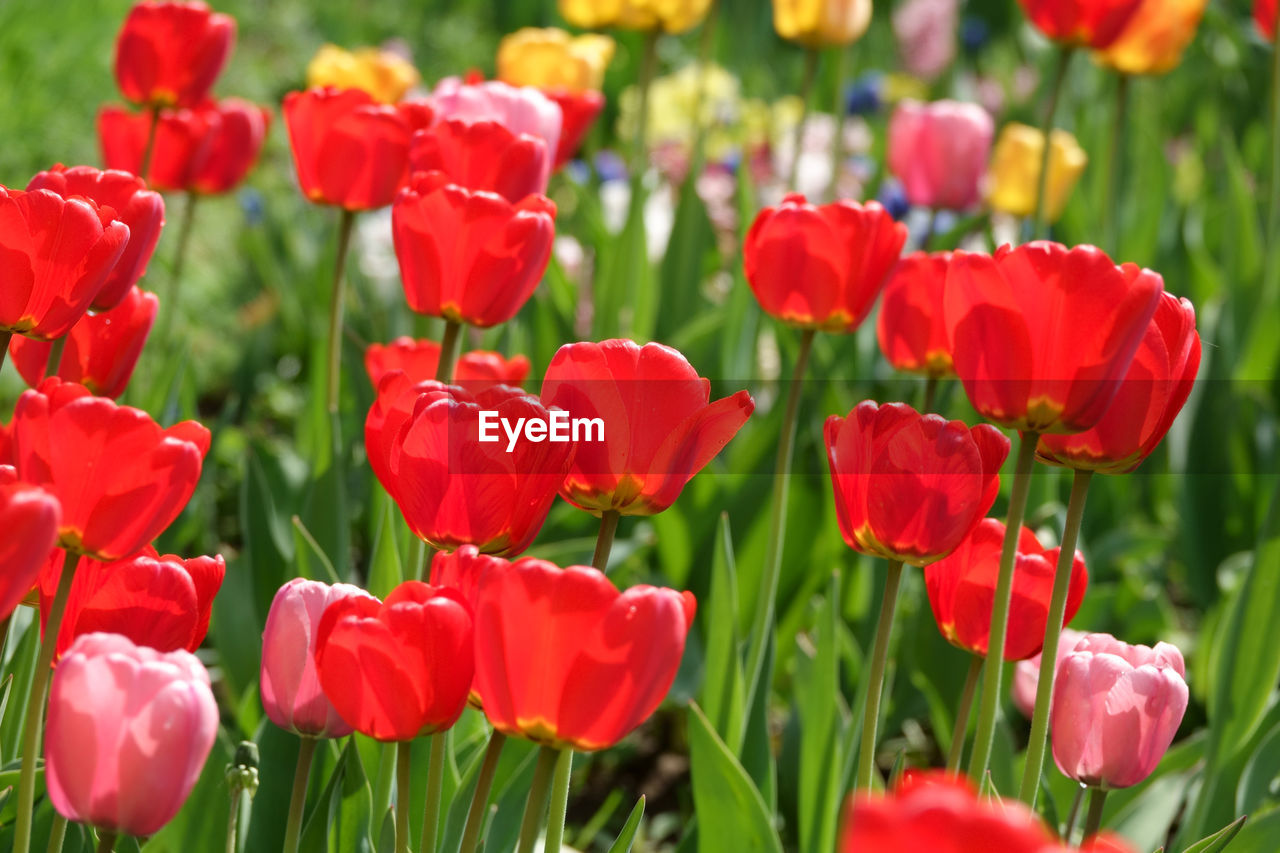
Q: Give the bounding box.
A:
[1181,816,1248,853]
[1238,719,1280,815]
[702,513,744,745]
[605,796,646,853]
[686,702,783,853]
[366,489,404,598]
[795,573,847,853]
[1218,808,1280,853]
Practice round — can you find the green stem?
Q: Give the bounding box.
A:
[515,747,558,853]
[1031,48,1074,238]
[1062,784,1087,841]
[945,655,983,773]
[14,548,77,853]
[592,510,620,572]
[1265,22,1280,323]
[396,740,413,853]
[44,335,67,379]
[967,432,1040,782]
[0,330,12,373]
[158,191,198,349]
[282,737,317,853]
[46,815,67,853]
[420,732,447,853]
[372,742,398,833]
[1082,787,1109,840]
[140,105,160,180]
[740,328,816,750]
[95,832,117,853]
[855,559,905,790]
[326,209,357,415]
[1101,75,1129,256]
[435,320,462,384]
[631,32,660,176]
[543,748,573,853]
[786,49,821,191]
[459,731,507,853]
[1018,468,1093,805]
[922,376,939,413]
[226,788,250,853]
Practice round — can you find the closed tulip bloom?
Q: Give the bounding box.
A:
[314,581,474,742]
[876,252,954,378]
[744,194,907,332]
[187,98,271,194]
[409,119,551,203]
[1094,0,1207,75]
[27,165,164,310]
[114,1,235,109]
[1037,293,1199,473]
[392,171,556,327]
[887,100,994,211]
[45,632,218,837]
[944,242,1165,434]
[284,87,433,210]
[10,287,157,399]
[498,28,615,93]
[541,339,755,516]
[988,124,1088,223]
[0,481,60,622]
[1259,0,1278,39]
[1052,633,1188,788]
[261,578,376,738]
[559,0,713,34]
[1013,627,1088,718]
[472,557,695,750]
[10,378,209,560]
[773,0,873,49]
[1016,0,1145,49]
[925,518,1088,661]
[0,187,129,341]
[825,401,1009,566]
[0,425,11,467]
[366,376,574,556]
[364,337,531,390]
[306,44,420,104]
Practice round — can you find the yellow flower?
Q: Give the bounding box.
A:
[497,28,615,93]
[1094,0,1208,75]
[772,0,873,49]
[987,123,1088,223]
[306,45,419,104]
[558,0,714,35]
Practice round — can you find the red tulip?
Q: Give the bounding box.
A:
[876,252,955,379]
[283,87,434,210]
[825,401,1009,566]
[10,286,158,399]
[924,518,1088,660]
[1036,292,1200,474]
[0,480,60,622]
[0,186,129,341]
[471,556,695,750]
[364,336,531,390]
[392,171,556,327]
[743,194,907,332]
[1259,0,1278,39]
[943,242,1164,434]
[10,378,210,560]
[27,165,164,310]
[365,375,573,556]
[545,89,605,168]
[1016,0,1146,48]
[541,339,755,516]
[0,423,11,467]
[314,581,473,742]
[409,119,550,204]
[114,1,235,109]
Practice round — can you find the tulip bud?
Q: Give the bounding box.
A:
[772,0,873,49]
[497,28,615,93]
[113,1,236,109]
[1012,627,1089,718]
[987,123,1088,224]
[887,100,993,212]
[307,44,420,104]
[0,480,60,622]
[558,0,713,34]
[1016,0,1146,49]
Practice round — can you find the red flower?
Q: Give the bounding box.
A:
[0,422,11,467]
[114,1,235,109]
[825,401,1009,566]
[744,194,907,332]
[471,557,695,751]
[365,375,573,556]
[876,252,955,379]
[1016,0,1146,48]
[10,286,158,399]
[924,518,1088,661]
[10,378,210,560]
[1036,292,1200,474]
[1259,0,1278,39]
[190,99,271,194]
[0,186,129,341]
[392,171,556,327]
[283,87,433,210]
[541,339,755,516]
[27,165,164,310]
[0,479,60,622]
[364,336,531,390]
[944,242,1164,434]
[545,90,605,169]
[429,544,509,705]
[409,119,551,204]
[314,581,473,742]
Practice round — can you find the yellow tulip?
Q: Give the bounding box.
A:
[1094,0,1208,75]
[987,123,1088,223]
[306,45,419,104]
[497,28,615,93]
[772,0,873,49]
[558,0,714,35]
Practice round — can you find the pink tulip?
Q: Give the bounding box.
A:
[260,577,377,738]
[1012,627,1088,718]
[887,99,994,211]
[45,632,218,837]
[1051,633,1188,788]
